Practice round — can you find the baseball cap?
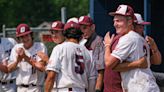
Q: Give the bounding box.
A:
[134,13,151,25]
[78,16,93,26]
[67,17,79,23]
[16,24,32,37]
[109,4,134,19]
[64,21,80,31]
[51,21,64,31]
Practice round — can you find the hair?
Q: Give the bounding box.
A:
[63,28,83,41]
[17,32,34,42]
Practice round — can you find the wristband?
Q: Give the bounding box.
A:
[104,44,110,48]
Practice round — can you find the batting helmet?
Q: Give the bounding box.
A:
[78,16,93,26]
[50,21,64,31]
[16,24,32,37]
[109,4,135,20]
[63,21,83,39]
[134,13,151,25]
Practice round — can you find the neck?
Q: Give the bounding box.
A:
[24,42,33,49]
[66,38,79,44]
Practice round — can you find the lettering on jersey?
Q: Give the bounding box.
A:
[75,48,85,75]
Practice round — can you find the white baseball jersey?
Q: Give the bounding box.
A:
[111,31,159,92]
[9,42,47,86]
[0,38,17,81]
[46,41,97,89]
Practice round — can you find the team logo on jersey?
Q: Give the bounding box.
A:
[79,16,84,23]
[20,27,26,33]
[52,22,58,28]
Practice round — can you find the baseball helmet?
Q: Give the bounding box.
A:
[50,21,64,31]
[16,24,32,37]
[109,4,135,19]
[64,21,83,39]
[134,13,151,25]
[67,17,78,23]
[78,16,93,26]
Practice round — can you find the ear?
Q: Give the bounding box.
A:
[90,24,95,31]
[128,19,133,26]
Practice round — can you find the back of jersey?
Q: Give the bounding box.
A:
[47,41,96,89]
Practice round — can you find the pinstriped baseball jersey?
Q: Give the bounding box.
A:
[46,41,97,89]
[111,31,159,92]
[0,38,17,81]
[9,42,47,86]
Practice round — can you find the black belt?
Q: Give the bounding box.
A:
[0,80,14,85]
[68,88,87,92]
[20,84,37,88]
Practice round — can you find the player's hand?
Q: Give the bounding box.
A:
[37,51,49,64]
[103,32,115,47]
[16,48,26,58]
[34,62,45,72]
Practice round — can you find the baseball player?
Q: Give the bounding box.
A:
[134,13,161,65]
[78,15,104,92]
[7,23,47,92]
[0,37,17,92]
[37,21,65,63]
[45,21,97,92]
[104,4,159,92]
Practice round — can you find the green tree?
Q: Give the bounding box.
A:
[0,0,89,30]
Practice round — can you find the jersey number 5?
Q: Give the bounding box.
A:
[75,54,85,75]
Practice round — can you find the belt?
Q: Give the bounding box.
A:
[0,80,14,85]
[68,88,87,92]
[20,84,37,88]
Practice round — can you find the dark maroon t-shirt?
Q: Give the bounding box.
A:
[104,35,123,92]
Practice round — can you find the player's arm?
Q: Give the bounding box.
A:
[0,63,8,73]
[45,70,56,92]
[95,69,104,92]
[104,32,118,69]
[146,36,162,65]
[8,55,22,73]
[112,56,147,72]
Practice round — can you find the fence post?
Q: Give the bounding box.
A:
[2,24,6,37]
[61,7,67,23]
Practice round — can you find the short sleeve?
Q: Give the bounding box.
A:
[111,36,135,63]
[46,46,61,73]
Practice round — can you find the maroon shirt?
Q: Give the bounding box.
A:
[104,35,123,92]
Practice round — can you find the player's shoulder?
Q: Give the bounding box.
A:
[34,42,46,47]
[1,37,17,44]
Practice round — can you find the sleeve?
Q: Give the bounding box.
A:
[96,41,105,70]
[8,45,19,66]
[111,36,135,63]
[0,45,5,61]
[46,46,61,73]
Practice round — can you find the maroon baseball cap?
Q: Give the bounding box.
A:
[78,16,93,26]
[51,21,64,31]
[134,13,151,25]
[109,4,134,19]
[64,21,80,31]
[16,24,32,37]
